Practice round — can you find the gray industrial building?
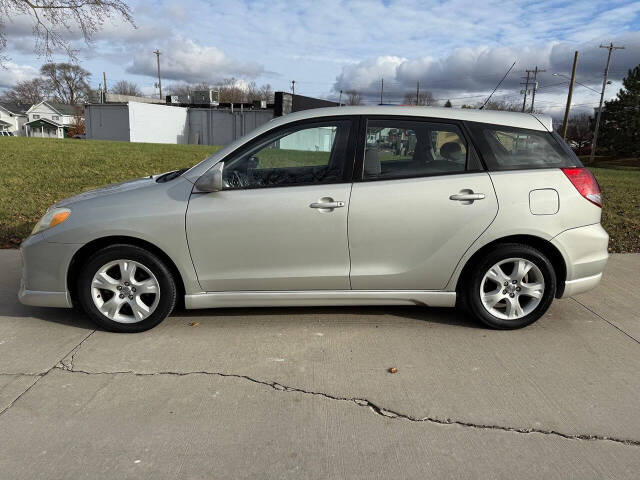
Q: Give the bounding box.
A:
[84,92,337,146]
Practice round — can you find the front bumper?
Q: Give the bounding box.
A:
[551,223,609,298]
[18,234,82,309]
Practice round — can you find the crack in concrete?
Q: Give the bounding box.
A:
[0,330,96,417]
[572,298,640,346]
[51,366,640,448]
[58,330,97,371]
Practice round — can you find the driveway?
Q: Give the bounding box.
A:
[0,249,638,479]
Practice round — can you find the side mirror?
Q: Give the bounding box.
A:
[195,162,224,193]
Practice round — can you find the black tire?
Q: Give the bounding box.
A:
[77,244,177,333]
[463,243,557,330]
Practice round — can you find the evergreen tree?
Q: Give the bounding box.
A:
[598,65,640,156]
[444,99,452,107]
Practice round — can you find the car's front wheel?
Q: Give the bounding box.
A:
[77,244,177,332]
[464,243,557,329]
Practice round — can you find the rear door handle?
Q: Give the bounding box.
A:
[449,193,485,201]
[310,197,345,212]
[310,201,345,209]
[449,190,485,205]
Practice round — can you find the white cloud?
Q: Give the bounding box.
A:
[126,36,264,83]
[0,62,39,88]
[333,32,640,107]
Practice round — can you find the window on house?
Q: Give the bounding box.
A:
[33,115,40,119]
[52,115,60,121]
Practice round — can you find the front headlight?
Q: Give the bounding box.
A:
[31,207,71,235]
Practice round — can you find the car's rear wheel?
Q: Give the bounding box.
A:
[464,243,556,329]
[77,244,177,332]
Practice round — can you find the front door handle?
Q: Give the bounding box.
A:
[310,197,345,212]
[449,190,485,204]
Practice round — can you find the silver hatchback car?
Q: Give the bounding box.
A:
[19,106,608,332]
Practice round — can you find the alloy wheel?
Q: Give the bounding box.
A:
[90,259,161,323]
[479,257,545,320]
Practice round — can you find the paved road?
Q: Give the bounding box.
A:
[0,249,639,479]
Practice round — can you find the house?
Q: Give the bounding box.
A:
[24,101,83,139]
[0,102,28,136]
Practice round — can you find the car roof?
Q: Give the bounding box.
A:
[270,105,551,132]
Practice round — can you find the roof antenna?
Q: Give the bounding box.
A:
[479,61,516,110]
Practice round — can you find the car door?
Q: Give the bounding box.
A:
[186,118,356,292]
[348,116,498,290]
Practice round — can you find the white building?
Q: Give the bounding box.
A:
[24,101,82,138]
[0,102,28,136]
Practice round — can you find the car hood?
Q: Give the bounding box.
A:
[53,175,158,208]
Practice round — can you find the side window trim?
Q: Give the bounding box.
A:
[219,115,359,190]
[353,115,484,183]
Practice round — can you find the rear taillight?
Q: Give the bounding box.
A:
[561,167,602,208]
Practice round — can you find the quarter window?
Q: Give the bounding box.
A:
[223,121,351,189]
[466,122,582,170]
[363,119,470,180]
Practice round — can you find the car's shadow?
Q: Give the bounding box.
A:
[171,304,484,329]
[1,290,482,331]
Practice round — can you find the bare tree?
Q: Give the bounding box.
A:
[259,83,273,102]
[345,90,362,105]
[111,80,142,97]
[40,62,91,104]
[166,83,207,98]
[218,78,245,103]
[479,100,521,111]
[0,77,49,105]
[0,0,134,61]
[403,90,437,106]
[565,113,593,151]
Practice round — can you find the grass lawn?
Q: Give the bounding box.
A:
[0,137,220,247]
[591,165,640,253]
[0,137,638,252]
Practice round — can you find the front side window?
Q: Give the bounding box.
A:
[466,122,582,170]
[223,121,351,189]
[362,119,470,180]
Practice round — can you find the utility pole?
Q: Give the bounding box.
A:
[338,90,343,106]
[291,80,295,95]
[528,66,546,113]
[561,51,579,140]
[416,81,420,105]
[153,50,162,99]
[590,42,625,162]
[521,71,531,112]
[380,78,384,105]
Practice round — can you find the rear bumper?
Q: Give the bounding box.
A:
[551,223,609,298]
[562,273,603,298]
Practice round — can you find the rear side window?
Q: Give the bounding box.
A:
[362,119,479,180]
[467,122,582,171]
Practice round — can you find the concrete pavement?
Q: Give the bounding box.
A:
[0,249,639,479]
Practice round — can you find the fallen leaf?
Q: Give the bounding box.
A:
[188,322,200,327]
[388,367,398,374]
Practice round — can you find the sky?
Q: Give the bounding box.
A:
[1,0,639,115]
